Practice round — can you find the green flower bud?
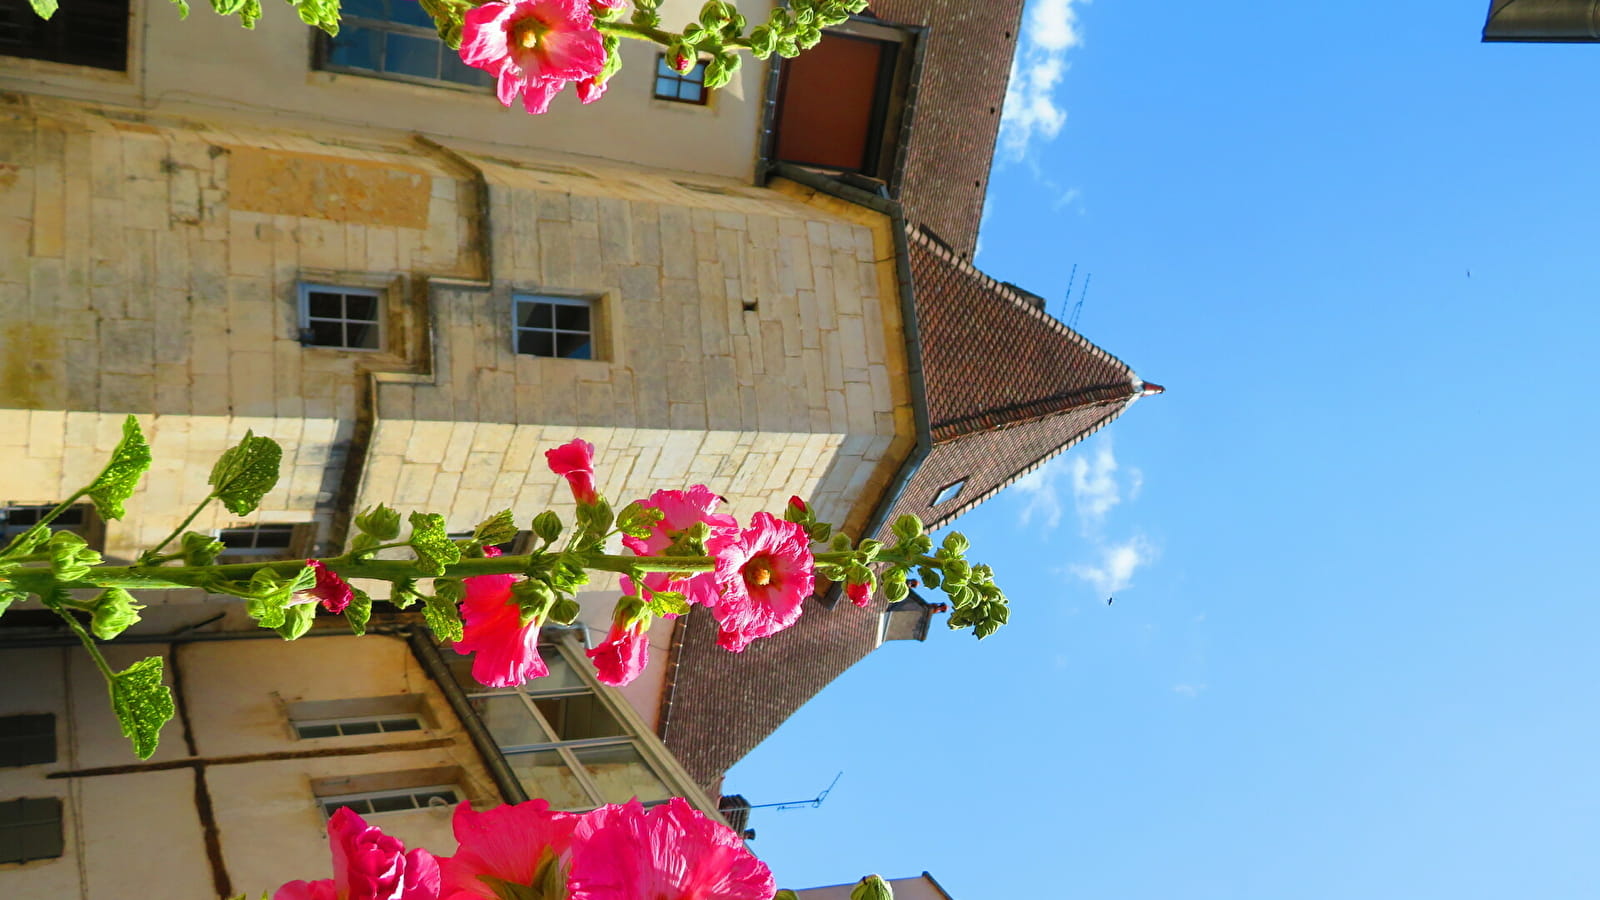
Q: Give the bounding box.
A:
[354,504,402,541]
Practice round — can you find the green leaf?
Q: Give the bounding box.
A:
[275,600,316,641]
[548,596,580,625]
[476,875,542,900]
[392,577,420,610]
[91,588,144,640]
[169,0,190,17]
[355,504,402,541]
[50,530,102,582]
[850,875,894,900]
[884,579,908,603]
[181,531,225,566]
[350,533,381,555]
[775,892,800,900]
[29,0,58,18]
[0,582,24,617]
[86,416,152,521]
[647,590,689,617]
[243,564,315,629]
[345,587,372,636]
[423,592,464,643]
[473,509,519,547]
[409,512,460,577]
[615,501,664,539]
[209,0,245,13]
[209,431,283,516]
[110,656,176,760]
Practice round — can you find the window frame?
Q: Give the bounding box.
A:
[0,0,130,73]
[317,784,463,820]
[312,4,493,93]
[216,523,315,563]
[293,714,426,740]
[652,53,709,105]
[1,502,105,551]
[512,294,601,362]
[453,641,680,811]
[297,283,386,352]
[0,796,64,865]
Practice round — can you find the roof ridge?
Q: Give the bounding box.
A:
[907,225,1139,383]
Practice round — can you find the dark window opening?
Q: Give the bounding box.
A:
[0,0,128,71]
[0,797,64,865]
[653,53,707,104]
[514,296,595,360]
[0,714,55,768]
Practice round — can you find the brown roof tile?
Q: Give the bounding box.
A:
[869,0,1028,258]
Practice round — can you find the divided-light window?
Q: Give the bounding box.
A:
[316,0,492,89]
[514,295,595,360]
[299,285,383,350]
[653,54,708,104]
[217,523,309,563]
[320,785,460,820]
[0,0,128,71]
[445,644,677,811]
[294,715,424,739]
[0,797,63,865]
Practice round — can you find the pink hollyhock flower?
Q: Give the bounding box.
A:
[545,439,599,506]
[274,807,440,900]
[586,581,651,686]
[575,73,609,104]
[706,512,815,652]
[299,559,353,614]
[569,798,774,900]
[451,547,548,688]
[459,0,606,115]
[438,801,579,900]
[845,579,871,608]
[621,485,737,609]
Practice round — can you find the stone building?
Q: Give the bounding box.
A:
[0,0,1158,892]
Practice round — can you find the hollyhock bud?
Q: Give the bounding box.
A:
[586,585,651,686]
[845,579,871,608]
[546,439,600,506]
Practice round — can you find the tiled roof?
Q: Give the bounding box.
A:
[658,226,1151,789]
[869,0,1028,259]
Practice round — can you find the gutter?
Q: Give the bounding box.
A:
[1483,0,1600,41]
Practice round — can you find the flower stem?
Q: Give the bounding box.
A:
[595,21,675,44]
[139,493,216,564]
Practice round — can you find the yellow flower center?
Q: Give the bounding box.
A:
[512,18,546,50]
[746,562,773,587]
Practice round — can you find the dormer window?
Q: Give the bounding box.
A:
[931,479,965,506]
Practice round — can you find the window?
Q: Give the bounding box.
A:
[299,285,383,350]
[294,715,423,739]
[217,523,311,563]
[319,785,460,819]
[931,479,965,506]
[0,715,54,768]
[514,295,595,360]
[316,0,492,89]
[653,54,708,104]
[445,644,676,810]
[0,0,127,71]
[0,797,63,865]
[2,503,103,550]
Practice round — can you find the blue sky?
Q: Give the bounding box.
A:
[729,2,1600,897]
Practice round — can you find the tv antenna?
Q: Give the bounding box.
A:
[744,772,845,812]
[1067,273,1092,330]
[1057,264,1078,321]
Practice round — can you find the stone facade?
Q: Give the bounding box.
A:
[0,97,916,575]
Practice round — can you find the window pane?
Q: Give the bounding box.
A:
[256,526,296,548]
[657,56,675,77]
[655,77,679,99]
[470,695,554,748]
[443,53,493,86]
[0,714,55,767]
[344,294,378,321]
[553,303,590,332]
[340,720,382,736]
[380,718,422,733]
[308,320,345,346]
[345,320,380,349]
[296,724,340,739]
[368,794,415,813]
[387,0,435,28]
[506,750,593,810]
[385,32,440,79]
[574,744,674,805]
[680,82,704,103]
[533,693,624,741]
[514,300,542,328]
[326,26,383,72]
[341,0,388,19]
[518,331,555,357]
[554,332,591,359]
[307,291,344,318]
[414,790,458,808]
[526,650,589,693]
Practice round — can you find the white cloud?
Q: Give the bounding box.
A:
[999,0,1088,161]
[1013,460,1067,530]
[1069,442,1122,524]
[1172,683,1207,699]
[1070,535,1153,596]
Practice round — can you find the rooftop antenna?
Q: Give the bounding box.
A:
[1057,263,1078,321]
[743,772,845,812]
[1067,273,1092,330]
